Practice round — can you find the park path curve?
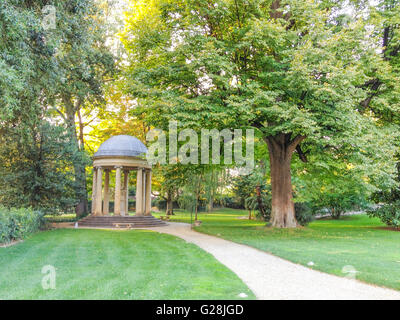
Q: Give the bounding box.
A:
[147,222,400,300]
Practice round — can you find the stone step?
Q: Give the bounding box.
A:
[77,215,166,229]
[78,220,162,223]
[81,217,156,221]
[78,225,165,228]
[78,222,165,225]
[78,215,163,219]
[79,219,159,222]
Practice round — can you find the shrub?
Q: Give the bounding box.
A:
[0,207,44,243]
[44,214,77,223]
[367,202,400,228]
[214,195,244,209]
[294,202,315,226]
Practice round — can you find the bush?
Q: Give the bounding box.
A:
[295,202,315,226]
[367,202,400,228]
[44,214,77,223]
[0,207,44,243]
[216,196,243,209]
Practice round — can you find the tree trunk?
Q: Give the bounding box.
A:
[266,133,305,228]
[77,108,85,149]
[207,194,213,212]
[63,95,88,218]
[331,208,342,219]
[166,191,173,215]
[195,194,199,221]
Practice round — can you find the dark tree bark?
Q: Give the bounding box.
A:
[265,133,305,228]
[63,95,88,218]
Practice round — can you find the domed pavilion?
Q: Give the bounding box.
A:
[79,135,165,228]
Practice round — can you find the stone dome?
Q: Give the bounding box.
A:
[94,135,147,158]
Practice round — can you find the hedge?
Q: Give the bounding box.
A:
[0,207,44,244]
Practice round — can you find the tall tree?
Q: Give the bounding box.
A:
[121,0,398,227]
[0,1,115,216]
[36,0,116,217]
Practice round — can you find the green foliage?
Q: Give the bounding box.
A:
[212,195,242,209]
[231,164,271,219]
[177,169,203,214]
[121,0,399,146]
[294,202,314,226]
[0,207,44,243]
[251,195,272,221]
[294,146,383,219]
[0,120,78,214]
[0,0,115,215]
[367,202,400,228]
[232,174,259,209]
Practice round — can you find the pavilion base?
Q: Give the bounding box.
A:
[77,215,166,229]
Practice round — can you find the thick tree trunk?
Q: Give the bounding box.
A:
[63,96,88,218]
[265,133,305,228]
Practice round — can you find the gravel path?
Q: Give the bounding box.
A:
[148,222,400,300]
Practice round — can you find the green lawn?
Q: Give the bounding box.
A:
[156,208,400,291]
[0,228,254,299]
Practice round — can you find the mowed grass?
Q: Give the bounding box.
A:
[0,228,254,299]
[157,208,400,291]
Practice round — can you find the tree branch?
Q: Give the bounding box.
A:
[288,135,306,152]
[296,145,308,163]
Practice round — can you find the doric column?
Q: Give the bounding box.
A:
[136,168,144,215]
[91,167,97,215]
[123,170,129,216]
[114,166,122,216]
[103,169,110,215]
[95,166,103,216]
[145,170,152,215]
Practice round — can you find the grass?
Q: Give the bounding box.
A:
[156,208,400,291]
[0,228,254,299]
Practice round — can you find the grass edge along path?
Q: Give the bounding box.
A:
[154,208,400,292]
